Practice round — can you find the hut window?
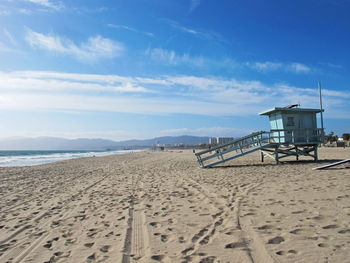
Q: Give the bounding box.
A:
[287,117,295,126]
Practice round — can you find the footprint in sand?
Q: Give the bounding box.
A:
[100,245,110,253]
[151,255,164,261]
[338,229,350,234]
[160,234,168,242]
[149,222,160,228]
[225,240,247,249]
[257,225,273,230]
[318,243,329,248]
[267,236,284,244]
[84,242,94,248]
[276,250,286,255]
[87,253,96,262]
[178,236,185,243]
[199,256,216,263]
[192,227,209,243]
[290,229,303,234]
[322,224,338,229]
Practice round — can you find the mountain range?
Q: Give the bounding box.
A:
[0,136,210,150]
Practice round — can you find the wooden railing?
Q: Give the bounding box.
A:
[267,128,324,144]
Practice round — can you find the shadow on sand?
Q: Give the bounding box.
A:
[209,159,346,169]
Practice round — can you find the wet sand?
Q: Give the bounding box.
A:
[0,147,349,263]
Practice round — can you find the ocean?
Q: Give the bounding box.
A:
[0,150,137,167]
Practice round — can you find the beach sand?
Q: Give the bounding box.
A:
[0,147,349,263]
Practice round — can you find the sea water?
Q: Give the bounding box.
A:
[0,150,137,167]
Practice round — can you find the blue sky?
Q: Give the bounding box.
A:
[0,0,349,141]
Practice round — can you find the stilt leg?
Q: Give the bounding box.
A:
[296,146,299,161]
[261,151,264,162]
[314,146,318,162]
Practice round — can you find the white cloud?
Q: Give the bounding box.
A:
[0,71,150,93]
[145,48,204,67]
[248,61,283,71]
[287,62,310,73]
[108,24,154,38]
[164,19,228,44]
[18,8,32,14]
[0,70,348,119]
[246,61,311,73]
[25,28,125,62]
[3,28,17,45]
[26,0,64,10]
[0,10,11,15]
[189,0,200,13]
[319,62,342,69]
[167,20,199,35]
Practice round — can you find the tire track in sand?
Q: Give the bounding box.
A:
[122,175,151,263]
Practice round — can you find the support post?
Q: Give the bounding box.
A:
[314,146,318,162]
[319,82,325,143]
[295,146,299,161]
[275,148,279,164]
[261,151,264,162]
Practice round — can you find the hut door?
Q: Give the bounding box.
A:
[285,115,297,143]
[301,114,314,142]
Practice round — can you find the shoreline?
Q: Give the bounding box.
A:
[0,149,143,167]
[0,148,349,262]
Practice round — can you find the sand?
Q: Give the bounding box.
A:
[0,147,350,263]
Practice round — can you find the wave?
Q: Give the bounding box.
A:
[0,150,139,167]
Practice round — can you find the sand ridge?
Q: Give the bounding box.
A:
[0,147,349,262]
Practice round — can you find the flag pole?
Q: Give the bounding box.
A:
[318,82,324,142]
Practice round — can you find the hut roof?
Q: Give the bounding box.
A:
[259,107,324,116]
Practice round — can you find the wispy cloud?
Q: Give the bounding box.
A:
[319,62,343,69]
[189,0,201,13]
[25,0,64,10]
[0,10,11,15]
[0,42,14,52]
[108,24,154,38]
[247,61,283,71]
[72,6,108,14]
[0,70,348,118]
[0,29,18,53]
[246,61,311,73]
[25,28,125,62]
[164,19,228,44]
[19,8,32,14]
[189,0,200,13]
[287,62,310,73]
[0,71,151,93]
[3,28,17,46]
[145,48,204,67]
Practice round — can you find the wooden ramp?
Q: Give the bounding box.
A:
[195,131,271,168]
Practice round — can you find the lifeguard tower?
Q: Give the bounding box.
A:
[195,105,324,168]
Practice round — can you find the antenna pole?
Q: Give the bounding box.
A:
[318,82,324,142]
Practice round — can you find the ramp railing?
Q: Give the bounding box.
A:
[195,128,324,168]
[195,131,270,168]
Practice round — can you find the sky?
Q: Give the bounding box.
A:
[0,0,349,141]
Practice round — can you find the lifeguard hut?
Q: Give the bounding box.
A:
[195,105,324,168]
[258,105,324,164]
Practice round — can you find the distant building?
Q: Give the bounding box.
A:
[217,137,234,144]
[209,137,234,145]
[209,137,217,145]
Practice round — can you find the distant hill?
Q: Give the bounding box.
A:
[0,135,210,150]
[113,135,210,147]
